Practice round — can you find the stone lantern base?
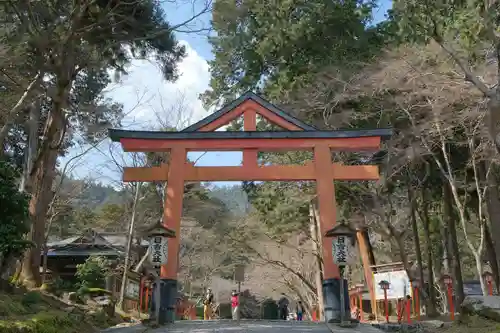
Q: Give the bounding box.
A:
[323,278,351,322]
[149,279,178,325]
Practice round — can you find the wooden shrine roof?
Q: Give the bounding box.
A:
[109,128,393,142]
[181,91,317,132]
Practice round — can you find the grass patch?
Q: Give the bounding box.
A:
[0,310,82,333]
[0,290,118,333]
[437,316,500,333]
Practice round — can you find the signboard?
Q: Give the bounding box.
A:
[234,265,245,282]
[373,270,411,300]
[149,236,168,267]
[463,281,492,296]
[125,280,140,300]
[331,236,353,265]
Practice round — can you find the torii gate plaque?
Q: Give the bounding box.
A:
[109,92,391,322]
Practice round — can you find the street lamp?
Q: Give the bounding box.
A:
[324,223,356,326]
[379,280,390,323]
[441,274,454,321]
[140,222,176,325]
[410,279,421,320]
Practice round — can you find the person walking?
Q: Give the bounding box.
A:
[278,293,289,320]
[296,301,304,321]
[231,290,240,320]
[204,288,214,320]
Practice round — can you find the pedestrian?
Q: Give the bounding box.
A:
[278,293,289,320]
[204,288,214,320]
[231,290,240,320]
[296,301,304,321]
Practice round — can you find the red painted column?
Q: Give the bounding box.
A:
[356,229,376,314]
[447,284,454,320]
[442,275,454,321]
[139,277,144,313]
[243,109,258,166]
[406,296,411,323]
[396,299,402,322]
[314,145,340,280]
[414,286,420,320]
[145,287,150,311]
[383,289,389,323]
[162,148,187,279]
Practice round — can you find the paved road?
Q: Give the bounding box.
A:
[102,320,382,333]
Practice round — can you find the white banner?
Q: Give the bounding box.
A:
[331,236,354,265]
[373,270,412,300]
[149,236,168,267]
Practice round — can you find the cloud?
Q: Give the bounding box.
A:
[104,40,210,130]
[61,40,213,182]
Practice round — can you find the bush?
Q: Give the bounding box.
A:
[75,256,111,289]
[239,290,260,319]
[46,278,75,297]
[219,302,232,319]
[21,291,42,308]
[0,161,31,271]
[0,294,29,316]
[196,306,204,319]
[261,298,278,319]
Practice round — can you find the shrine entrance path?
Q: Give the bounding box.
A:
[102,320,383,333]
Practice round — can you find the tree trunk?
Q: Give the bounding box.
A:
[409,186,425,292]
[19,97,65,287]
[20,149,58,287]
[119,182,141,309]
[443,181,465,306]
[420,187,438,317]
[484,160,500,289]
[439,189,453,313]
[484,223,499,288]
[19,101,40,192]
[475,252,487,295]
[310,203,324,321]
[0,73,41,153]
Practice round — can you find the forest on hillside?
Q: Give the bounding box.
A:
[3,0,500,322]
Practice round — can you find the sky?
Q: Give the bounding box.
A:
[62,0,393,187]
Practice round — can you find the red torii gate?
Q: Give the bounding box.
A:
[109,92,391,323]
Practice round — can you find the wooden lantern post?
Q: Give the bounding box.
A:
[411,279,420,320]
[379,280,390,323]
[442,274,454,321]
[405,295,411,324]
[144,278,153,312]
[483,271,494,296]
[349,288,355,309]
[356,284,364,321]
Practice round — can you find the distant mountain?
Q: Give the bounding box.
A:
[58,174,249,221]
[207,184,249,216]
[58,176,127,209]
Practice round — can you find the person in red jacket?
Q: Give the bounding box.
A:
[231,290,240,320]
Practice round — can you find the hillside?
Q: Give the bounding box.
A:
[0,289,121,333]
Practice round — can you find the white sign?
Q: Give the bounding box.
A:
[125,280,140,300]
[373,270,412,300]
[149,236,168,267]
[332,236,353,265]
